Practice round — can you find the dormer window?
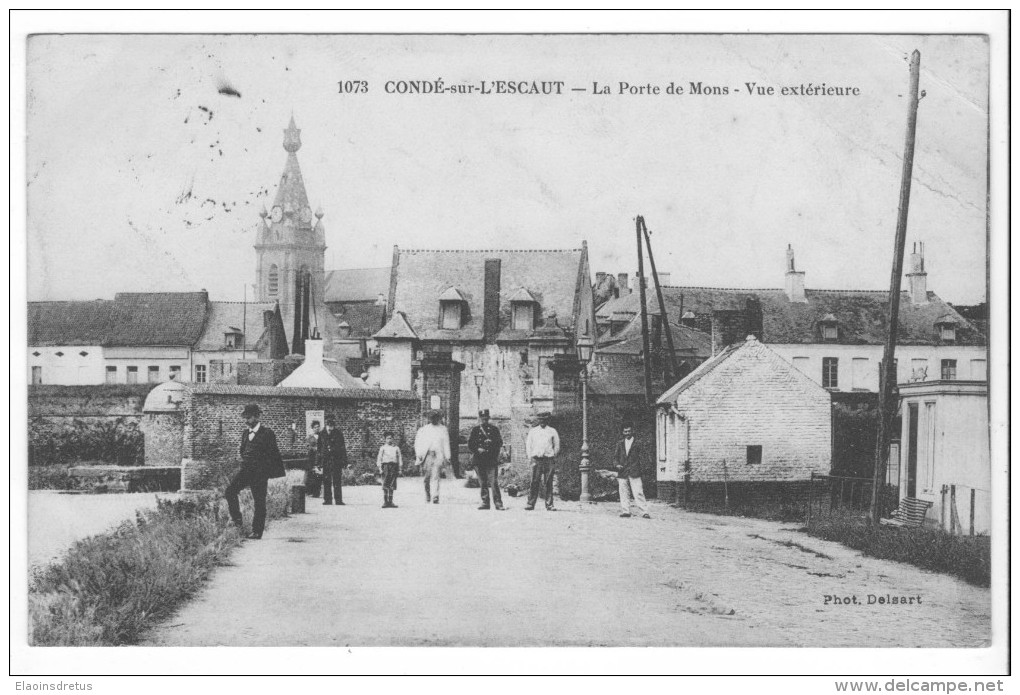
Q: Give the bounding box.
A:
[509,288,539,332]
[224,328,244,349]
[935,316,957,342]
[338,321,352,339]
[439,287,466,330]
[820,313,839,341]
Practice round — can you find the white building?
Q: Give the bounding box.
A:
[896,379,990,535]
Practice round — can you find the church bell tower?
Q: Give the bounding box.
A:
[255,116,327,353]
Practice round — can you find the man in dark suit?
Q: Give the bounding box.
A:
[318,414,348,505]
[468,409,505,511]
[225,403,286,539]
[613,422,651,519]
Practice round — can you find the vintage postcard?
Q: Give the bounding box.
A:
[13,14,1008,681]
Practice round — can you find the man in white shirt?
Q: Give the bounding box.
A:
[525,411,560,511]
[414,410,452,504]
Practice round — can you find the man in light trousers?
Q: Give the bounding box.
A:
[525,411,560,511]
[613,422,651,518]
[414,410,451,504]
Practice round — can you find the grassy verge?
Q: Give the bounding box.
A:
[805,511,991,587]
[28,479,290,646]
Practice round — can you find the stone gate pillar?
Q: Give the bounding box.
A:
[412,354,465,469]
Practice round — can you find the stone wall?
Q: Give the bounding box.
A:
[28,384,154,422]
[180,384,420,489]
[142,412,184,466]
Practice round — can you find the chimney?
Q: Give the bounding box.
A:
[304,337,324,367]
[483,259,501,343]
[617,273,629,294]
[657,272,671,286]
[745,297,764,342]
[906,241,928,305]
[784,244,807,303]
[596,271,607,285]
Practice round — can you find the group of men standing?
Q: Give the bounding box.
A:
[224,403,652,539]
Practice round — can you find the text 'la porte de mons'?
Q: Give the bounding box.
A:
[365,79,862,97]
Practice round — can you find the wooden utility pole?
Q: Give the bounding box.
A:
[641,217,681,384]
[871,50,922,523]
[636,216,653,405]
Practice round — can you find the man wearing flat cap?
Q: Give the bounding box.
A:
[525,411,560,511]
[468,409,505,510]
[225,403,285,539]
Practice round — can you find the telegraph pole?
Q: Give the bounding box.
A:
[871,50,922,523]
[641,217,681,384]
[636,216,653,405]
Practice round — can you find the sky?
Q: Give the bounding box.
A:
[26,34,989,304]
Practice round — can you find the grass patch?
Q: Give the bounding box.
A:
[28,480,290,646]
[681,499,809,523]
[806,511,991,587]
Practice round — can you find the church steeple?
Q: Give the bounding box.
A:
[255,116,328,351]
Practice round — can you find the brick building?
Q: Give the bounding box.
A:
[655,335,832,501]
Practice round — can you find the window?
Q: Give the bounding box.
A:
[31,366,42,385]
[105,366,117,384]
[851,358,868,390]
[910,358,928,382]
[822,324,838,340]
[940,359,957,380]
[512,302,534,331]
[440,301,461,330]
[822,357,838,389]
[169,365,181,380]
[970,359,987,381]
[939,325,956,341]
[194,364,207,383]
[268,264,279,296]
[126,366,138,384]
[747,445,763,465]
[148,366,160,383]
[538,355,554,387]
[657,411,667,461]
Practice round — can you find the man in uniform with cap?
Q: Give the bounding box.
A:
[468,409,505,510]
[525,411,560,511]
[226,404,286,539]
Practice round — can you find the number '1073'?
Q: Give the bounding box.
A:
[338,81,369,94]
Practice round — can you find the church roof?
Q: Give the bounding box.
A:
[324,267,391,302]
[273,117,310,216]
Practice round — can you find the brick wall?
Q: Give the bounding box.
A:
[181,384,419,489]
[670,341,831,484]
[29,384,154,422]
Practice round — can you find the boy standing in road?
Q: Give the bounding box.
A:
[377,431,403,508]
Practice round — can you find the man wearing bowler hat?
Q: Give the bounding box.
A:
[225,404,286,539]
[468,409,505,510]
[318,414,349,505]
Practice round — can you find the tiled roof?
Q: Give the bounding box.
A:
[597,322,712,356]
[29,292,210,347]
[324,302,387,339]
[194,301,276,352]
[107,292,209,346]
[28,301,123,346]
[656,336,830,405]
[391,248,586,342]
[374,311,419,340]
[597,286,985,347]
[324,267,391,302]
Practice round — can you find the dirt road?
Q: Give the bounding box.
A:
[143,479,988,647]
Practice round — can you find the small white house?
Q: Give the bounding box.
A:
[655,335,831,486]
[897,380,989,535]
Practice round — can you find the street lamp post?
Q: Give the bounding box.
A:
[575,335,595,503]
[473,371,485,412]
